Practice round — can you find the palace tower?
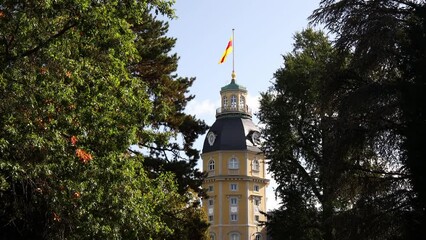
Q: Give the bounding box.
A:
[202,73,269,240]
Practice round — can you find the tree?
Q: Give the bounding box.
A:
[128,12,208,197]
[259,28,410,240]
[259,28,337,240]
[266,185,322,240]
[311,0,426,238]
[0,0,208,239]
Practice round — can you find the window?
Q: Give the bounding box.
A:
[209,215,213,222]
[230,213,238,221]
[230,183,237,191]
[230,197,238,205]
[254,197,261,213]
[230,233,240,240]
[208,160,215,171]
[255,233,262,240]
[228,157,239,169]
[223,96,228,108]
[210,233,216,240]
[239,95,245,109]
[208,185,214,192]
[252,159,259,171]
[255,215,260,222]
[254,185,259,192]
[231,95,237,109]
[209,199,214,206]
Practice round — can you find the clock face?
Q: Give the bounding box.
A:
[251,131,260,145]
[207,132,216,146]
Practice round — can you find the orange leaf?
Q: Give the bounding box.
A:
[76,148,93,163]
[70,135,77,146]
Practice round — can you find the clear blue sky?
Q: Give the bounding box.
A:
[167,0,322,210]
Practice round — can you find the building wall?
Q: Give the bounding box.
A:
[202,150,268,240]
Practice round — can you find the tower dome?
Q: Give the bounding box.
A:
[202,117,261,153]
[203,76,261,153]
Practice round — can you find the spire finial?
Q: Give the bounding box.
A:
[231,70,236,81]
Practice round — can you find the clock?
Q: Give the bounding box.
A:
[207,132,216,146]
[251,131,261,145]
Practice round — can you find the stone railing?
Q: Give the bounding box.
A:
[216,105,252,117]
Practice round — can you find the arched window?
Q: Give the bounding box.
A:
[252,159,259,171]
[239,95,245,110]
[223,96,228,108]
[208,159,215,171]
[230,95,237,109]
[228,157,239,169]
[255,233,262,240]
[230,232,240,240]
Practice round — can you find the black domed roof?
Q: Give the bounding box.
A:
[202,116,261,153]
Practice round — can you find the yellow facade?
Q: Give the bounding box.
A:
[201,77,269,240]
[202,151,268,239]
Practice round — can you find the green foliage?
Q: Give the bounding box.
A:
[267,186,322,240]
[311,0,426,238]
[260,29,336,240]
[0,0,208,239]
[128,11,208,197]
[260,28,410,240]
[262,0,426,239]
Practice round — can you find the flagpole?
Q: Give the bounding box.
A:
[232,28,236,81]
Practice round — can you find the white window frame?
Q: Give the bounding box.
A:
[252,159,260,171]
[230,232,240,240]
[228,157,239,169]
[230,95,237,109]
[254,198,260,206]
[223,96,228,108]
[255,233,262,240]
[230,183,238,191]
[208,159,215,171]
[230,197,238,205]
[239,95,245,110]
[230,213,238,221]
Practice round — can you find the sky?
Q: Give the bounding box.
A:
[166,0,322,211]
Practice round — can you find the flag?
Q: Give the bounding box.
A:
[219,37,233,64]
